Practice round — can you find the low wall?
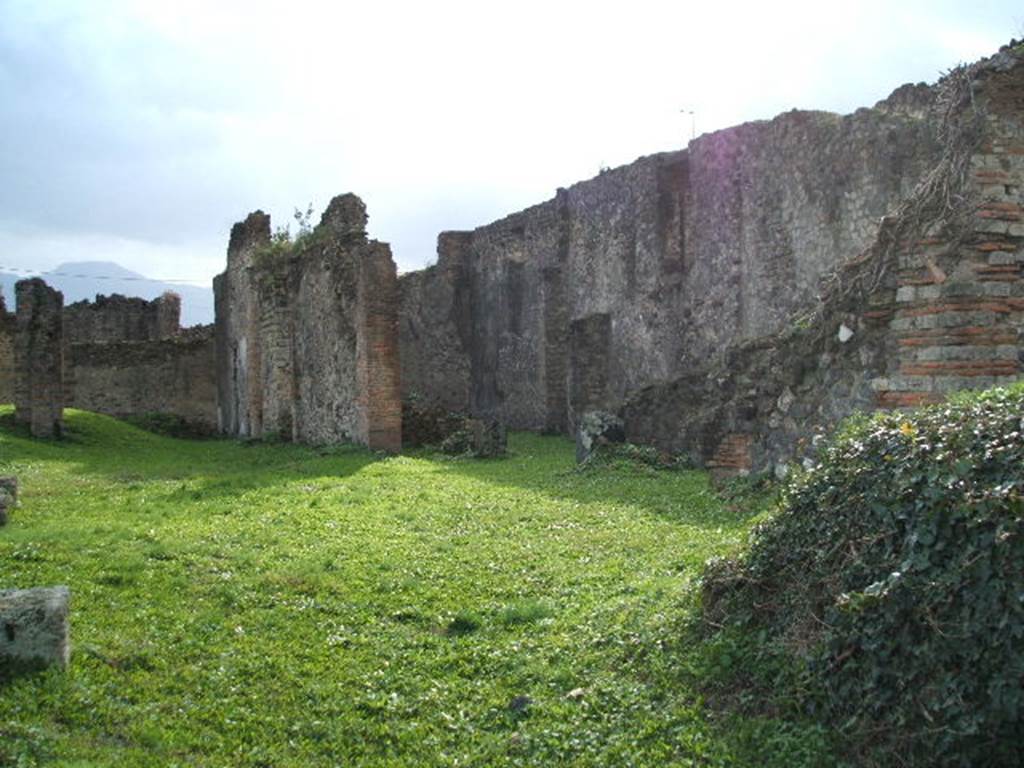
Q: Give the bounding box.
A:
[66,327,217,429]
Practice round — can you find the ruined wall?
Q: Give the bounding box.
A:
[50,289,217,429]
[63,292,180,345]
[214,194,402,450]
[14,279,64,437]
[401,73,945,434]
[67,327,217,428]
[398,232,473,413]
[399,43,1022,470]
[0,296,14,403]
[214,212,268,438]
[623,45,1024,475]
[682,86,940,362]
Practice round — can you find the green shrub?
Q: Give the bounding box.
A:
[702,384,1024,765]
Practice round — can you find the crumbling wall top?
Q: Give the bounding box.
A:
[227,210,271,268]
[318,193,368,241]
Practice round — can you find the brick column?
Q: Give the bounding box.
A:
[357,242,402,452]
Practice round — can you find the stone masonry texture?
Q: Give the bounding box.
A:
[399,83,943,432]
[214,194,402,450]
[10,43,1019,470]
[623,44,1024,475]
[61,290,217,430]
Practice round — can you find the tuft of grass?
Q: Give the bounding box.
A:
[0,405,834,766]
[445,610,482,636]
[496,598,555,626]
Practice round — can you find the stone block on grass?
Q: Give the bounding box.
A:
[0,586,71,672]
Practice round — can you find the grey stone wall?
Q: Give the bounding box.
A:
[66,326,217,429]
[624,45,1024,475]
[400,43,1022,471]
[6,282,217,431]
[214,210,269,438]
[214,194,402,450]
[682,89,940,363]
[400,82,942,434]
[398,232,473,414]
[14,279,64,438]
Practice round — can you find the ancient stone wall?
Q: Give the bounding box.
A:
[400,73,945,435]
[63,292,180,345]
[400,43,1022,471]
[623,45,1024,475]
[0,295,14,403]
[14,279,64,437]
[398,232,473,414]
[51,289,216,430]
[66,326,217,429]
[214,211,269,438]
[214,194,402,450]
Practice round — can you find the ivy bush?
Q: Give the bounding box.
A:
[703,383,1024,765]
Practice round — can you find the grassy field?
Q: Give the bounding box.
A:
[0,407,833,767]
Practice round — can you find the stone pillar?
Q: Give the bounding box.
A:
[0,586,71,671]
[14,279,64,438]
[257,270,295,440]
[214,211,270,438]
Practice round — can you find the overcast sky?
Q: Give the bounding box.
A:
[1,0,1021,286]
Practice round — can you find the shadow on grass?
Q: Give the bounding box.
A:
[407,433,761,530]
[1,408,760,528]
[0,408,380,502]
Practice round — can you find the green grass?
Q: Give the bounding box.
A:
[0,407,834,767]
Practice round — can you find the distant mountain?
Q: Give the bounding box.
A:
[0,261,214,327]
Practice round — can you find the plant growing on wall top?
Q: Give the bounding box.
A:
[253,203,317,268]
